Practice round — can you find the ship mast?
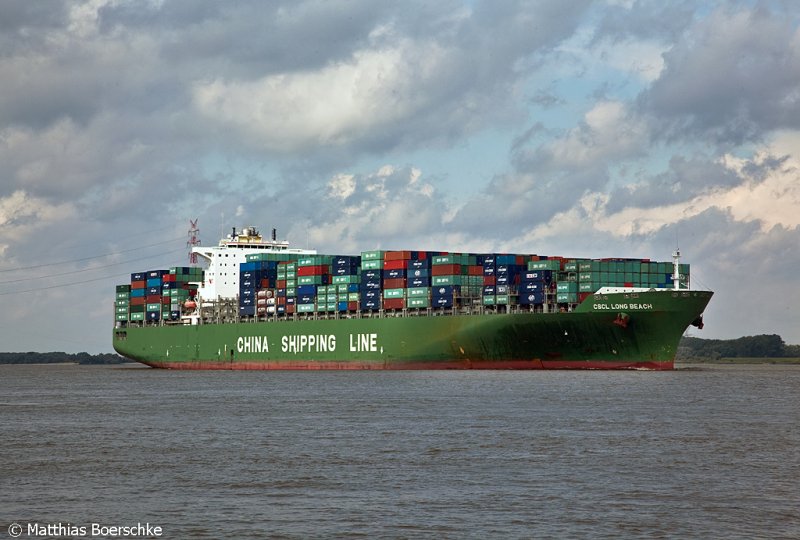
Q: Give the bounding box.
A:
[672,249,681,290]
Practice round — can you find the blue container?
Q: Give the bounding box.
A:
[162,282,173,290]
[147,286,161,295]
[337,301,349,312]
[146,311,160,321]
[240,278,256,289]
[334,266,358,276]
[147,270,167,278]
[496,255,517,265]
[131,272,146,281]
[241,262,259,272]
[285,297,296,305]
[432,296,453,308]
[276,288,286,297]
[240,296,254,306]
[360,299,380,310]
[383,268,406,279]
[146,277,162,287]
[361,289,380,301]
[361,269,381,280]
[483,285,496,296]
[432,285,460,298]
[239,306,255,316]
[519,292,546,304]
[521,281,546,293]
[170,311,180,320]
[240,288,256,298]
[130,288,145,298]
[407,268,429,278]
[297,284,317,296]
[333,256,360,267]
[297,294,315,304]
[482,254,496,266]
[408,277,430,288]
[360,279,382,290]
[521,271,552,282]
[408,259,431,269]
[483,265,496,276]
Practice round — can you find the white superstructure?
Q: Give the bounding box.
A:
[191,226,315,301]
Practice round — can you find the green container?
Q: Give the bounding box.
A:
[528,260,561,271]
[116,284,131,293]
[115,298,130,307]
[115,305,128,314]
[297,304,315,313]
[286,287,296,297]
[129,304,145,313]
[384,288,405,299]
[579,282,598,292]
[116,292,130,300]
[361,250,385,261]
[556,282,578,293]
[578,262,593,272]
[432,275,462,286]
[348,292,360,302]
[557,292,578,303]
[407,297,429,308]
[115,313,128,321]
[496,295,509,305]
[332,275,359,284]
[563,261,578,272]
[129,312,145,321]
[482,295,496,305]
[146,303,161,311]
[432,255,457,265]
[361,260,382,270]
[298,275,325,285]
[578,273,592,282]
[407,287,429,298]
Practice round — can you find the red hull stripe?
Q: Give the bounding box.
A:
[140,359,673,371]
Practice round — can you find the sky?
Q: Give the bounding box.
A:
[1,0,799,354]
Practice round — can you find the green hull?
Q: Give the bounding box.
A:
[113,290,712,370]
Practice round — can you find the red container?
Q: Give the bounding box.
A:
[163,274,176,283]
[483,276,496,285]
[432,264,461,276]
[277,279,287,288]
[286,305,295,314]
[130,297,145,306]
[578,292,592,303]
[383,278,406,289]
[348,301,358,311]
[382,298,405,309]
[382,259,406,270]
[468,265,483,276]
[297,264,328,276]
[385,250,412,261]
[131,280,146,289]
[146,294,161,303]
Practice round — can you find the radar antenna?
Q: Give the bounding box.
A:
[188,219,201,264]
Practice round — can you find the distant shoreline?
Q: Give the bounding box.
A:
[677,357,800,365]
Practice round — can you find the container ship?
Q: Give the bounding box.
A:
[112,226,712,370]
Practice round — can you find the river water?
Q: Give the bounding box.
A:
[2,364,799,539]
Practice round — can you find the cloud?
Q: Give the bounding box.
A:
[642,6,800,144]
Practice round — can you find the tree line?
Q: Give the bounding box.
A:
[0,352,127,364]
[678,334,800,360]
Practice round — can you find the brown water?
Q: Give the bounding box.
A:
[2,364,799,539]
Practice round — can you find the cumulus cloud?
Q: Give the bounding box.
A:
[642,6,800,144]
